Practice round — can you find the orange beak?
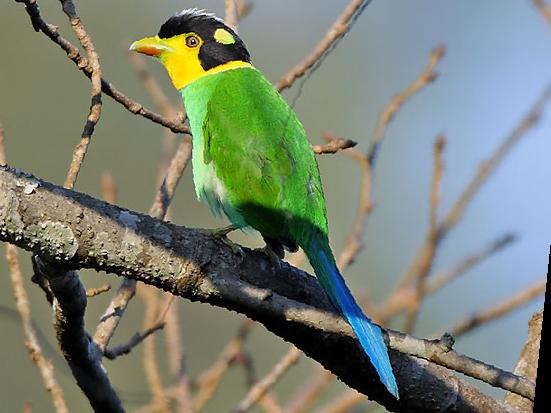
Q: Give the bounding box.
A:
[129,36,172,57]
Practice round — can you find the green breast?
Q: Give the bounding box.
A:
[181,67,328,245]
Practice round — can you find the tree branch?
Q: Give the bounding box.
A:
[0,165,531,412]
[377,233,517,323]
[191,319,253,410]
[368,45,445,165]
[103,322,165,360]
[59,0,103,189]
[533,0,551,28]
[31,258,124,413]
[5,246,69,413]
[312,136,357,155]
[276,0,373,91]
[450,280,546,337]
[232,346,301,413]
[14,0,188,134]
[392,80,551,322]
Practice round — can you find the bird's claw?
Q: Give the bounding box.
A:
[256,245,282,268]
[201,225,245,263]
[205,224,239,238]
[221,237,245,262]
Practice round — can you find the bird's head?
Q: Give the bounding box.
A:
[130,9,251,90]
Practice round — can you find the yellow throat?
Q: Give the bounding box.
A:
[130,34,252,90]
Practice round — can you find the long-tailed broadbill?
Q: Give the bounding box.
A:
[130,9,399,398]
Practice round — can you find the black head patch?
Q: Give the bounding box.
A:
[158,9,251,71]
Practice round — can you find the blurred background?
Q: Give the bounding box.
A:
[0,0,548,412]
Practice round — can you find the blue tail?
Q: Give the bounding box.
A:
[306,236,399,398]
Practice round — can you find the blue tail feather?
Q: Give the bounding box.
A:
[306,237,399,399]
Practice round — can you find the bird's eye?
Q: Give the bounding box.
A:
[186,35,199,48]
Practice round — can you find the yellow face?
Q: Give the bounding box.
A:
[130,30,251,90]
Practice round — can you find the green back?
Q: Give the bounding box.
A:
[182,67,328,247]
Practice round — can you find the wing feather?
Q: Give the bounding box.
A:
[199,68,328,243]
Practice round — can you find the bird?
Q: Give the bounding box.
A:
[130,8,399,398]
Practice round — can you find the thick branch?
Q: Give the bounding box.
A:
[0,165,527,413]
[31,257,123,413]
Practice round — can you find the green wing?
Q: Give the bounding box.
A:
[197,68,328,246]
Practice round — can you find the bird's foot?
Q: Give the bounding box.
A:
[256,244,282,268]
[201,225,245,262]
[207,224,239,238]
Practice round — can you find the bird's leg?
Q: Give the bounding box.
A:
[260,245,282,267]
[257,237,284,268]
[200,225,244,261]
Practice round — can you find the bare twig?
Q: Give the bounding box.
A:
[368,45,445,165]
[377,233,517,322]
[6,246,69,413]
[101,172,117,204]
[284,367,333,413]
[224,0,239,29]
[127,53,179,120]
[450,279,546,337]
[439,83,551,241]
[237,1,253,21]
[236,349,257,388]
[138,285,171,413]
[162,294,194,413]
[533,0,551,28]
[277,0,372,91]
[86,284,112,297]
[336,46,445,272]
[313,390,368,413]
[393,81,551,327]
[225,0,252,30]
[429,135,446,231]
[336,146,373,270]
[60,0,102,189]
[104,321,166,360]
[403,135,446,332]
[427,234,517,296]
[235,351,284,413]
[0,122,6,166]
[93,279,137,353]
[231,346,301,413]
[192,319,254,411]
[257,393,283,413]
[312,134,357,154]
[150,137,193,219]
[15,0,188,134]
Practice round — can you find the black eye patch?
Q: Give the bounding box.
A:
[159,10,251,70]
